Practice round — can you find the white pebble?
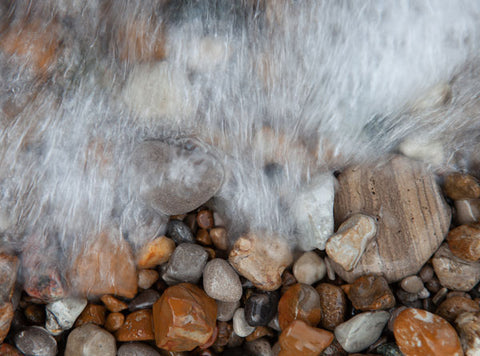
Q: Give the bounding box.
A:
[293,251,326,285]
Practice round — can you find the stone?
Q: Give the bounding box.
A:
[14,326,57,356]
[24,304,46,325]
[400,275,425,294]
[233,308,256,337]
[117,343,161,356]
[74,303,106,327]
[0,253,18,303]
[212,321,233,352]
[116,309,155,342]
[244,291,279,327]
[456,312,480,356]
[444,173,480,200]
[217,300,240,322]
[291,173,335,251]
[65,323,116,356]
[419,264,434,282]
[70,231,137,298]
[138,269,159,289]
[278,283,322,330]
[316,283,347,330]
[152,283,217,351]
[334,311,390,353]
[104,312,124,332]
[128,138,224,215]
[376,343,404,356]
[23,267,66,302]
[210,227,229,250]
[166,220,196,244]
[433,243,480,291]
[326,214,377,272]
[229,232,293,291]
[197,209,214,229]
[344,275,395,311]
[163,243,209,284]
[333,155,451,282]
[0,302,14,343]
[203,258,243,302]
[196,229,212,246]
[245,338,273,356]
[100,295,128,312]
[136,236,176,269]
[394,308,463,356]
[279,320,334,356]
[447,225,480,262]
[45,297,88,335]
[0,344,22,356]
[436,296,480,323]
[128,289,160,311]
[292,251,326,285]
[245,326,275,342]
[455,199,480,226]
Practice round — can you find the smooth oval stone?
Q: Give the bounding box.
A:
[244,291,279,326]
[447,224,480,262]
[444,172,480,200]
[344,275,395,311]
[233,308,256,337]
[15,326,57,356]
[163,243,209,284]
[137,269,159,289]
[244,338,273,356]
[279,320,334,356]
[278,283,322,330]
[117,343,160,356]
[400,275,424,294]
[100,295,128,313]
[217,300,240,322]
[203,259,243,302]
[130,138,224,215]
[136,236,176,269]
[316,283,347,330]
[292,251,326,285]
[128,289,160,311]
[116,309,154,342]
[104,312,124,332]
[166,220,195,244]
[65,323,116,356]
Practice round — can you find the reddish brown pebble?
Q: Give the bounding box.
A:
[197,209,214,229]
[116,309,155,342]
[196,229,212,246]
[436,296,480,323]
[100,294,128,312]
[245,326,275,342]
[152,283,217,352]
[279,320,334,356]
[74,304,106,327]
[137,269,159,290]
[136,236,176,269]
[24,304,45,325]
[210,227,228,250]
[0,302,14,343]
[444,173,480,200]
[344,275,395,311]
[104,312,125,332]
[447,225,480,262]
[211,321,232,352]
[394,308,463,356]
[278,283,322,330]
[0,343,22,356]
[316,283,347,330]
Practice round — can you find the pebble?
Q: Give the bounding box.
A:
[278,283,322,330]
[455,312,480,356]
[444,172,480,200]
[166,220,196,244]
[74,303,106,327]
[436,296,480,323]
[395,289,420,307]
[196,228,212,245]
[245,326,275,342]
[137,269,159,289]
[400,275,424,294]
[0,253,18,303]
[210,227,229,250]
[229,232,293,291]
[100,294,128,312]
[217,300,240,322]
[447,224,480,262]
[0,302,14,343]
[116,309,154,342]
[244,291,279,326]
[419,264,434,282]
[23,268,65,302]
[163,243,209,284]
[45,297,88,335]
[244,338,273,356]
[197,209,214,229]
[0,343,22,356]
[292,251,326,285]
[455,199,480,225]
[128,289,160,311]
[152,283,217,351]
[203,258,243,302]
[104,312,124,332]
[324,257,336,280]
[344,275,395,311]
[333,155,451,282]
[393,308,463,356]
[432,287,449,305]
[316,283,347,330]
[432,243,480,291]
[212,321,233,352]
[278,320,334,356]
[14,326,58,356]
[24,304,45,325]
[326,214,377,272]
[233,308,256,337]
[334,311,390,353]
[65,323,116,356]
[117,343,160,356]
[387,306,408,333]
[136,236,176,269]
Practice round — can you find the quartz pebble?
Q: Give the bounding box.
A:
[316,283,347,330]
[137,269,159,289]
[100,294,128,312]
[229,232,293,291]
[326,214,377,272]
[444,172,480,200]
[344,275,395,311]
[455,199,480,225]
[0,254,18,303]
[233,308,256,337]
[163,243,209,284]
[436,296,480,323]
[128,289,160,311]
[65,323,116,356]
[203,258,242,302]
[0,302,14,343]
[244,291,279,326]
[210,227,228,250]
[400,275,424,294]
[447,224,480,262]
[15,326,58,356]
[116,309,154,342]
[117,343,160,356]
[74,303,106,327]
[166,220,196,244]
[45,297,88,335]
[292,251,326,285]
[279,320,334,356]
[217,300,240,322]
[278,283,322,330]
[104,312,124,332]
[334,311,390,353]
[455,312,480,356]
[136,236,176,269]
[393,308,463,356]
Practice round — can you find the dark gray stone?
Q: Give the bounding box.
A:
[14,326,57,356]
[163,243,208,284]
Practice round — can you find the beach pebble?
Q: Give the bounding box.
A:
[316,283,347,330]
[344,275,395,311]
[233,308,256,337]
[203,258,242,302]
[244,338,273,356]
[65,323,116,356]
[0,302,14,343]
[15,326,58,356]
[104,312,124,332]
[447,224,480,262]
[45,297,87,335]
[137,269,159,289]
[115,309,154,342]
[163,243,208,284]
[128,289,160,311]
[436,296,480,323]
[278,283,321,330]
[455,199,480,225]
[197,209,214,229]
[400,275,424,294]
[74,304,106,327]
[217,300,240,322]
[279,320,334,356]
[0,254,18,303]
[444,172,480,200]
[244,291,279,326]
[455,312,480,356]
[136,236,176,269]
[100,295,128,313]
[210,227,229,250]
[117,343,160,356]
[292,251,326,285]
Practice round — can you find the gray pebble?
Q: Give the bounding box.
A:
[233,308,255,337]
[400,275,424,294]
[203,258,242,302]
[267,314,281,332]
[419,264,434,282]
[128,289,160,311]
[163,243,208,284]
[217,300,240,322]
[45,297,87,335]
[65,323,116,356]
[117,342,160,356]
[166,220,195,244]
[244,338,273,356]
[15,326,57,356]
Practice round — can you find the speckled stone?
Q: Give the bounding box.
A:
[117,343,160,356]
[344,275,395,311]
[316,283,347,330]
[217,300,240,322]
[136,236,176,269]
[203,258,242,302]
[436,296,480,323]
[163,243,209,284]
[279,320,334,356]
[447,224,480,262]
[15,326,58,356]
[278,283,322,330]
[65,323,116,356]
[292,251,326,285]
[233,308,256,337]
[244,291,279,326]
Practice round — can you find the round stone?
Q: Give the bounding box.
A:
[203,259,243,302]
[244,291,279,327]
[400,275,424,294]
[15,326,57,356]
[436,296,480,323]
[233,308,256,337]
[163,243,209,284]
[65,323,116,356]
[292,251,326,285]
[278,283,321,330]
[117,343,160,356]
[447,224,480,262]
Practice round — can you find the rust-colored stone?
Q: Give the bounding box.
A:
[0,343,22,356]
[196,229,212,246]
[344,275,395,311]
[316,283,347,330]
[136,236,176,269]
[444,173,480,200]
[197,210,214,229]
[24,304,45,325]
[74,304,106,327]
[279,320,334,356]
[116,309,155,342]
[0,302,14,343]
[436,296,480,323]
[104,312,125,332]
[447,225,480,262]
[100,294,128,312]
[278,283,322,330]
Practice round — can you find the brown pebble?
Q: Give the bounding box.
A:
[197,209,214,229]
[455,311,480,356]
[196,229,212,246]
[104,312,125,332]
[74,303,106,327]
[447,224,480,262]
[425,277,441,293]
[245,326,274,342]
[432,287,449,305]
[444,172,480,200]
[281,271,297,294]
[136,236,176,269]
[344,275,395,311]
[212,321,233,352]
[400,275,424,294]
[278,320,334,356]
[116,309,155,341]
[137,269,159,290]
[278,283,322,330]
[448,291,472,299]
[419,264,434,282]
[210,227,228,250]
[316,283,347,330]
[436,296,480,323]
[24,304,45,325]
[100,294,128,313]
[204,247,216,260]
[0,302,14,343]
[0,343,22,356]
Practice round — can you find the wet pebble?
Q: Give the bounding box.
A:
[65,323,116,356]
[244,291,279,326]
[210,227,228,250]
[128,289,160,311]
[45,297,87,335]
[104,312,124,332]
[24,304,45,325]
[0,343,22,356]
[292,251,326,285]
[316,283,347,330]
[166,219,196,244]
[100,294,128,312]
[447,224,480,262]
[163,243,208,284]
[436,296,480,323]
[245,326,274,342]
[455,311,480,356]
[344,275,395,311]
[15,326,57,356]
[444,172,480,200]
[117,343,160,356]
[197,209,214,229]
[400,275,424,294]
[277,283,321,330]
[136,236,176,269]
[116,309,154,342]
[137,269,159,289]
[233,308,255,337]
[217,300,240,322]
[278,320,334,356]
[455,199,480,225]
[203,258,242,302]
[74,303,106,327]
[419,264,434,282]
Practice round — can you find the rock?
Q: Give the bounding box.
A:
[291,173,335,251]
[117,343,161,356]
[279,320,334,356]
[104,312,124,332]
[447,225,480,262]
[74,303,106,327]
[394,308,463,356]
[333,155,451,282]
[455,200,480,226]
[217,300,240,322]
[244,291,279,327]
[136,236,176,269]
[229,232,293,291]
[419,264,434,282]
[210,227,229,250]
[137,269,159,289]
[129,138,224,215]
[128,289,160,312]
[203,258,242,302]
[70,231,137,298]
[197,209,214,229]
[397,136,445,166]
[65,323,116,356]
[23,267,66,302]
[0,253,18,303]
[14,326,57,356]
[233,308,256,337]
[152,283,217,351]
[316,283,347,330]
[278,283,322,330]
[334,311,390,353]
[326,214,377,272]
[0,302,14,343]
[196,228,212,246]
[24,304,46,325]
[292,251,326,285]
[212,321,233,351]
[432,243,480,291]
[100,295,128,312]
[444,173,480,200]
[455,312,480,356]
[45,297,88,335]
[0,344,22,356]
[163,243,209,284]
[245,338,273,356]
[376,343,404,356]
[166,220,196,244]
[344,275,395,311]
[245,326,275,342]
[400,275,424,294]
[436,296,480,323]
[116,309,154,342]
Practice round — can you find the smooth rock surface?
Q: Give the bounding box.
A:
[244,291,279,327]
[15,326,58,356]
[210,227,229,250]
[316,283,347,330]
[444,173,480,200]
[436,296,480,323]
[456,312,480,356]
[447,224,480,262]
[128,289,160,311]
[100,295,128,312]
[217,300,240,322]
[104,312,124,332]
[117,343,160,356]
[163,243,209,284]
[166,219,196,244]
[65,323,116,356]
[74,303,106,327]
[0,254,18,303]
[136,236,176,269]
[245,338,273,356]
[203,258,242,302]
[292,251,326,285]
[400,275,424,294]
[344,275,395,311]
[233,308,256,337]
[45,297,88,335]
[116,309,154,342]
[279,320,334,356]
[278,283,322,330]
